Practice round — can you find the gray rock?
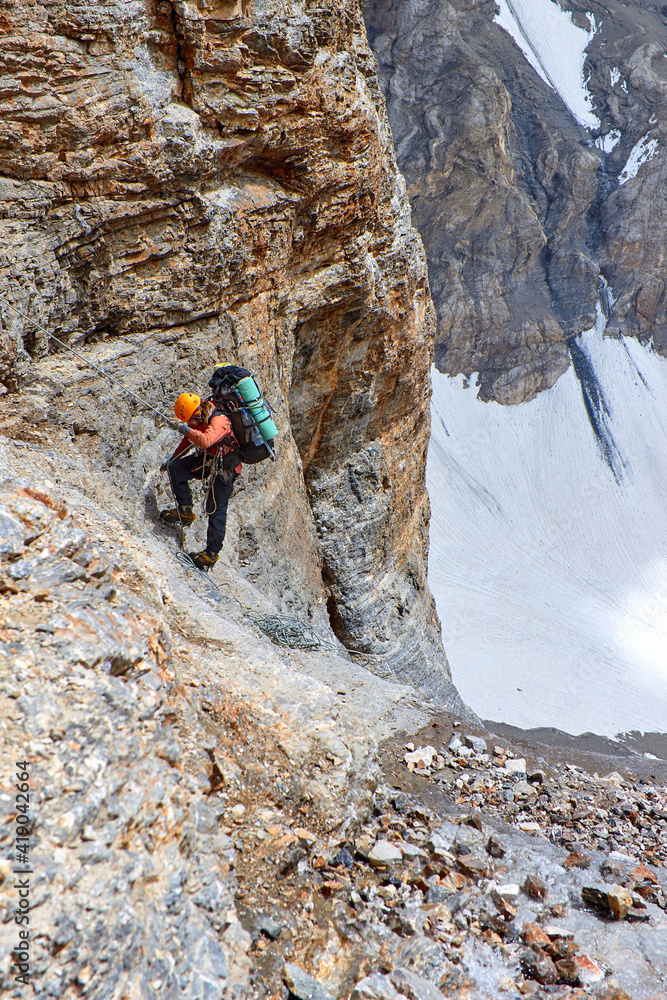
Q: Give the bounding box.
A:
[464,735,487,754]
[486,835,506,859]
[49,522,86,558]
[505,758,527,775]
[283,963,336,1000]
[391,968,447,1000]
[399,842,426,858]
[257,913,284,940]
[520,948,558,986]
[453,826,484,850]
[396,935,448,979]
[332,847,355,868]
[388,905,428,937]
[425,884,452,905]
[513,780,537,799]
[0,507,24,556]
[7,557,31,579]
[368,839,403,865]
[351,973,408,1000]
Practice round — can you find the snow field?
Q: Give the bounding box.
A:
[494,0,598,128]
[426,324,667,737]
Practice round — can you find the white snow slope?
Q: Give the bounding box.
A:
[619,132,660,184]
[426,317,667,737]
[494,0,599,129]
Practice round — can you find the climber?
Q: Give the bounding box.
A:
[160,392,242,571]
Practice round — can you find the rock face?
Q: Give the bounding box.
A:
[363,0,667,402]
[0,0,460,704]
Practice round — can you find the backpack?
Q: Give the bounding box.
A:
[208,365,277,464]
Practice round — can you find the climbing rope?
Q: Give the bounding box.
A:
[245,611,340,652]
[149,528,236,603]
[244,611,382,663]
[174,550,232,600]
[200,452,221,515]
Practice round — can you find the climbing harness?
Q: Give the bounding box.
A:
[200,451,222,516]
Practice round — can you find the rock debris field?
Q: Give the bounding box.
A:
[398,732,667,869]
[225,719,667,1000]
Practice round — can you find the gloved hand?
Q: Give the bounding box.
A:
[178,422,190,436]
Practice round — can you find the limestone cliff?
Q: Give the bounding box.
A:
[364,0,667,403]
[0,0,460,705]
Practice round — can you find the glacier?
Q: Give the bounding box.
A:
[426,317,667,737]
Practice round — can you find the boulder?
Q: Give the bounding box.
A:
[368,840,403,866]
[284,965,336,1000]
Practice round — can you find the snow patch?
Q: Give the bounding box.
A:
[494,0,599,128]
[610,67,622,87]
[426,324,667,737]
[596,130,621,153]
[619,134,659,184]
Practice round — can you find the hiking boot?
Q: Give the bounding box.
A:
[189,549,219,571]
[160,505,195,527]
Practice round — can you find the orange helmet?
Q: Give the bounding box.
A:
[174,392,201,421]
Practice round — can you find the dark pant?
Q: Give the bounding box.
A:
[168,452,235,554]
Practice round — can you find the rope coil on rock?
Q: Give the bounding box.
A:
[245,611,340,652]
[174,550,231,597]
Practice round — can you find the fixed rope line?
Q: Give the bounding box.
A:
[148,528,242,608]
[174,549,233,600]
[0,295,176,428]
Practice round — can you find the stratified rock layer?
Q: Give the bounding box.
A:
[364,0,667,402]
[0,0,457,703]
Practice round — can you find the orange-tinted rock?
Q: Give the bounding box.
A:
[523,874,548,900]
[571,954,605,986]
[456,856,491,880]
[607,885,633,921]
[563,851,591,870]
[521,923,551,949]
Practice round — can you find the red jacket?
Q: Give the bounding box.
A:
[175,411,242,472]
